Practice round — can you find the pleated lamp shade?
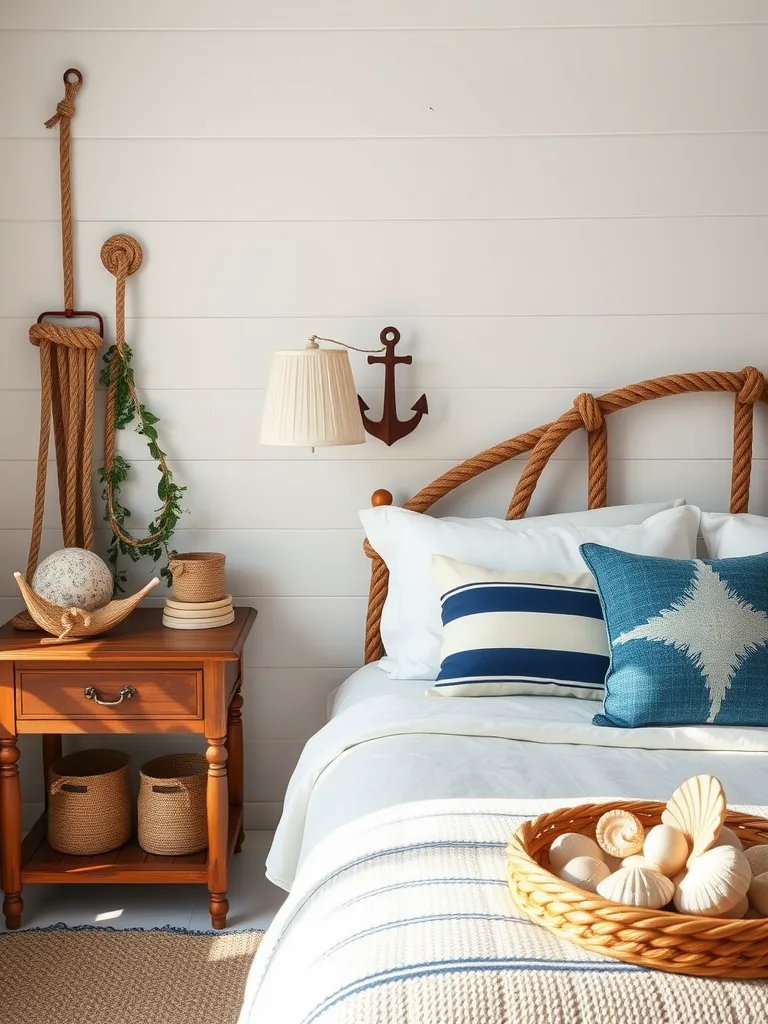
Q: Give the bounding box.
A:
[260,341,366,448]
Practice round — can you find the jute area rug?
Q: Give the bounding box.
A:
[0,925,263,1024]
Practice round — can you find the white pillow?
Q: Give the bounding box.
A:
[428,556,608,700]
[360,502,700,680]
[700,512,768,558]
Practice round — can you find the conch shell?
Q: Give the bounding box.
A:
[642,824,689,878]
[661,775,726,866]
[597,865,674,909]
[747,871,768,916]
[595,809,644,859]
[549,832,604,872]
[557,856,611,893]
[744,844,768,877]
[673,845,751,917]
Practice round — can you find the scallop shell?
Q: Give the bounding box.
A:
[673,846,751,917]
[747,871,768,916]
[723,894,750,919]
[661,775,726,865]
[744,845,768,877]
[595,809,645,859]
[642,824,689,878]
[549,833,604,873]
[596,866,674,909]
[711,826,743,852]
[622,854,662,872]
[557,856,612,894]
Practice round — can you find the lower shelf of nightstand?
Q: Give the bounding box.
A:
[21,806,243,885]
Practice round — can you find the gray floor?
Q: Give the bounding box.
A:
[0,831,286,933]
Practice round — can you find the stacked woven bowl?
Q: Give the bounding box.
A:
[163,552,233,630]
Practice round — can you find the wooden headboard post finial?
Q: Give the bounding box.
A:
[361,368,768,663]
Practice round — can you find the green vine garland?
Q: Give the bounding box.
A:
[98,343,187,593]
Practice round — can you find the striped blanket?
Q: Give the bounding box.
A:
[239,799,768,1023]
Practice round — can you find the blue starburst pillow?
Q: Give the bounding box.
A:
[579,544,768,728]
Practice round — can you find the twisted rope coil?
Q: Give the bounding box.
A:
[363,366,768,663]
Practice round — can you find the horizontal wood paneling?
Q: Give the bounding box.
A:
[3,1,766,31]
[0,528,372,599]
[2,387,766,463]
[3,7,765,816]
[1,457,767,534]
[3,314,768,392]
[2,219,767,320]
[1,28,765,138]
[3,134,768,222]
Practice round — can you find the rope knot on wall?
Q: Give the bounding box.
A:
[573,392,605,433]
[738,366,766,406]
[100,234,143,279]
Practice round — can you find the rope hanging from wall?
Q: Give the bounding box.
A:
[12,70,104,629]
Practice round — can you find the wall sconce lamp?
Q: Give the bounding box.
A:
[260,327,427,450]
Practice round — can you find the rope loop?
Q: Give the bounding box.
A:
[29,322,102,351]
[738,366,765,406]
[573,392,605,433]
[100,234,143,279]
[44,77,80,129]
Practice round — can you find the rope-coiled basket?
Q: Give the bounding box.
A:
[138,753,208,856]
[506,800,768,978]
[48,748,132,855]
[168,553,226,604]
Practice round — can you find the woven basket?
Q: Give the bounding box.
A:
[138,753,208,856]
[168,552,226,604]
[48,749,132,855]
[507,799,768,978]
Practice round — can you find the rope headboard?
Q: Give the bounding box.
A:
[363,366,768,664]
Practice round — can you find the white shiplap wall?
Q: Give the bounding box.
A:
[1,1,767,827]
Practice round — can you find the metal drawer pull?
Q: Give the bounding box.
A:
[83,685,136,707]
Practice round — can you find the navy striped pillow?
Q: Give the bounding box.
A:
[429,555,608,699]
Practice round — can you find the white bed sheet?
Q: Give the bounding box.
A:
[268,663,768,889]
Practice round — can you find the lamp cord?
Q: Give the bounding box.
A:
[308,335,385,354]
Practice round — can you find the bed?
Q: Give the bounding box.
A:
[239,368,768,1024]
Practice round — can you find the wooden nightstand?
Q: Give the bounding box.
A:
[0,606,257,931]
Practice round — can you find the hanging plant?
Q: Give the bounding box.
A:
[98,340,187,593]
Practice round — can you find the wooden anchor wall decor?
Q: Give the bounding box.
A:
[358,327,428,446]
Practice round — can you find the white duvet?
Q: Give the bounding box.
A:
[266,663,768,890]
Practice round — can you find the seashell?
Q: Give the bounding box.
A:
[744,845,768,877]
[673,846,751,917]
[603,853,624,873]
[711,826,743,852]
[595,809,645,859]
[747,871,768,916]
[622,854,662,872]
[672,868,688,887]
[597,866,674,909]
[549,833,604,872]
[723,894,749,919]
[642,824,689,878]
[661,775,726,866]
[557,856,612,893]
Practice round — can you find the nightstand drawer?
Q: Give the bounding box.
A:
[16,668,203,721]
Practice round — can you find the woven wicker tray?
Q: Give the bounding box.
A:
[506,799,768,978]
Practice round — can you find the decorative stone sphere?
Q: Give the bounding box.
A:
[32,548,113,611]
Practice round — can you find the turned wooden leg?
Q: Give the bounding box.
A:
[206,735,229,929]
[42,735,62,810]
[0,738,23,929]
[227,691,245,853]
